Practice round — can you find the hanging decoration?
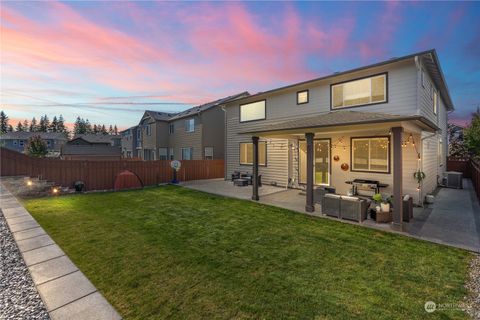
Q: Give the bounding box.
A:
[341,163,349,171]
[333,155,340,162]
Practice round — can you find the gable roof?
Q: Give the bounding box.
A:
[141,92,249,124]
[239,110,439,135]
[61,144,122,156]
[224,49,454,111]
[0,132,67,140]
[71,134,120,144]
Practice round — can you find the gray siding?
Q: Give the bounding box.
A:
[201,107,226,160]
[169,115,203,160]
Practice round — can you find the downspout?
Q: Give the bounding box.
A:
[221,105,227,180]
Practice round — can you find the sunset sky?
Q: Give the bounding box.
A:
[1,1,479,130]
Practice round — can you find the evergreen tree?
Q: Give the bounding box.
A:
[108,125,114,135]
[93,124,98,134]
[7,124,13,132]
[50,116,58,132]
[85,119,93,134]
[0,111,8,134]
[23,120,29,132]
[39,115,50,132]
[101,124,107,135]
[73,117,83,134]
[30,117,38,132]
[15,121,24,132]
[57,115,68,136]
[114,125,118,135]
[465,109,480,156]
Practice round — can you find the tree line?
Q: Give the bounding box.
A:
[0,111,118,136]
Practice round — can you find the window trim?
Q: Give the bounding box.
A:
[239,141,267,166]
[296,89,309,105]
[330,72,388,110]
[433,90,438,115]
[421,69,425,88]
[350,136,391,174]
[169,123,174,134]
[239,99,266,123]
[158,147,168,160]
[169,147,174,160]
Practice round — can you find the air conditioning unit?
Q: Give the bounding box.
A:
[444,171,463,189]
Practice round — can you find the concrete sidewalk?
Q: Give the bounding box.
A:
[0,182,122,320]
[406,179,480,252]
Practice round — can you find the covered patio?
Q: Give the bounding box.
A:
[241,111,439,231]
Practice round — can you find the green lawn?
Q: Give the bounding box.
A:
[24,186,471,319]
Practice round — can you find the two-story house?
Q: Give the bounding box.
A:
[137,92,249,161]
[61,134,122,160]
[222,49,452,230]
[0,132,67,156]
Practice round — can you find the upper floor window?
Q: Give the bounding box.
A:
[297,90,309,105]
[204,147,214,160]
[239,142,266,165]
[136,129,141,140]
[240,100,266,122]
[351,137,390,173]
[185,119,194,132]
[145,125,151,136]
[433,90,438,115]
[331,74,387,109]
[169,123,174,134]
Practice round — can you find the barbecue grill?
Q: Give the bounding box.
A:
[345,179,388,197]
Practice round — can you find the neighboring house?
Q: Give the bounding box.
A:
[223,49,452,229]
[137,92,249,161]
[0,132,67,155]
[120,126,139,158]
[61,134,122,160]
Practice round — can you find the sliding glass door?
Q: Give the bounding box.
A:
[299,139,330,185]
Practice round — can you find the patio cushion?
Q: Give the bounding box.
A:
[341,196,360,201]
[324,193,341,199]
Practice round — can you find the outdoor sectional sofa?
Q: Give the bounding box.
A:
[321,194,368,223]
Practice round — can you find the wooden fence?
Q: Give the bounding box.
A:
[0,147,224,191]
[447,157,480,201]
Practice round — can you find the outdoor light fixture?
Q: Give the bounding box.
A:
[52,187,58,194]
[27,180,32,186]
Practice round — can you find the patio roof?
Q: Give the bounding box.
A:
[239,111,439,135]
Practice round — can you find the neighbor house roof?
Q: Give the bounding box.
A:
[224,49,454,111]
[71,134,120,144]
[61,144,122,156]
[141,92,250,124]
[239,111,440,135]
[0,132,67,140]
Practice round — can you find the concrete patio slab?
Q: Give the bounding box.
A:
[182,178,286,200]
[29,255,78,285]
[13,227,46,241]
[22,244,65,266]
[17,234,55,253]
[49,292,122,320]
[37,271,97,312]
[8,220,40,232]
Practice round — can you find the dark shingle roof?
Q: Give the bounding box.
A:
[71,134,120,144]
[61,145,121,156]
[0,132,67,140]
[239,111,439,134]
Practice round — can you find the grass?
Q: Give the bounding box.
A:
[24,186,472,319]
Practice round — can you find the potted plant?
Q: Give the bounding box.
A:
[413,169,426,187]
[372,193,383,212]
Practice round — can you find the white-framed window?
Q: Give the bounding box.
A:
[331,74,387,109]
[185,119,194,132]
[181,147,193,160]
[169,147,174,160]
[351,137,390,173]
[239,142,266,165]
[240,100,266,122]
[204,147,214,160]
[145,124,151,136]
[297,90,309,105]
[136,129,141,139]
[158,148,168,160]
[433,90,438,115]
[169,123,174,134]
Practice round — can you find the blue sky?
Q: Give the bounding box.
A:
[1,1,479,129]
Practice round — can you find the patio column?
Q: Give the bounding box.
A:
[252,136,259,201]
[305,132,315,212]
[392,127,403,230]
